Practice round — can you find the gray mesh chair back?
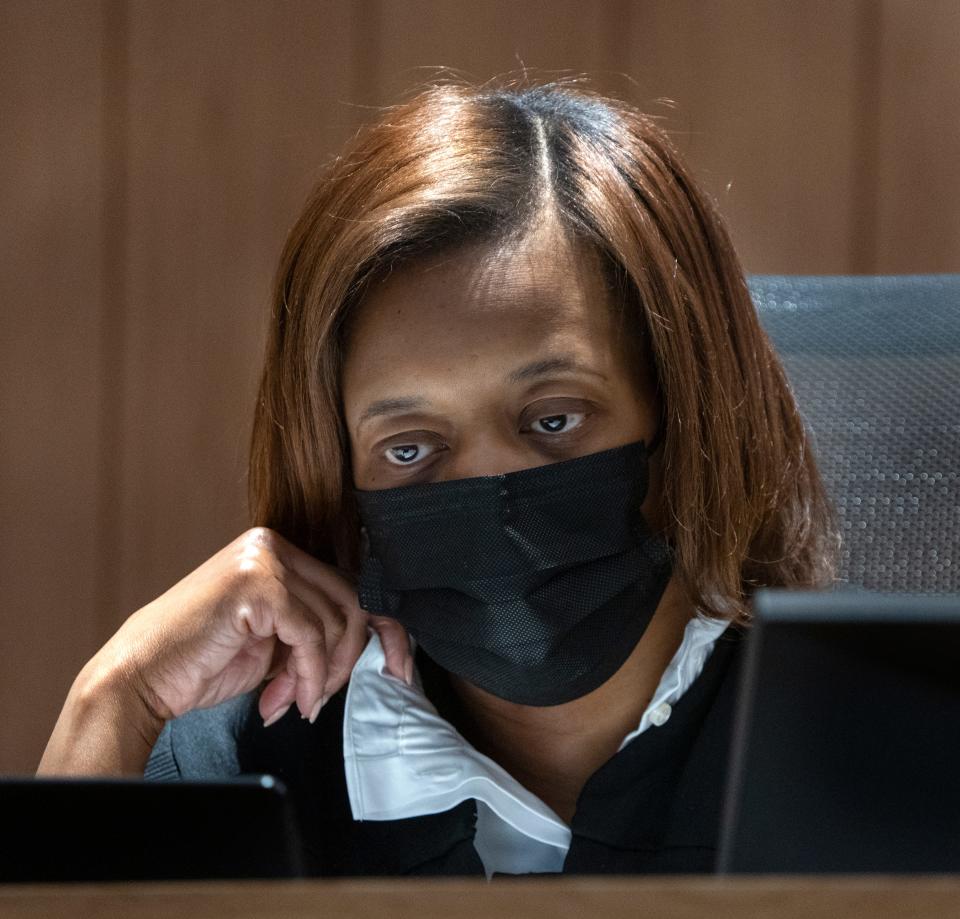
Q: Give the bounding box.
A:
[750,275,960,593]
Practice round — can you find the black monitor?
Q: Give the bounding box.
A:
[718,589,960,874]
[0,774,305,882]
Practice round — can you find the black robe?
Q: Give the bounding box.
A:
[144,626,744,877]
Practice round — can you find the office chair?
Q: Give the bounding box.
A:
[751,275,960,593]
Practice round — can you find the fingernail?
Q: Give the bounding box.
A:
[308,694,328,725]
[404,658,414,686]
[263,702,292,728]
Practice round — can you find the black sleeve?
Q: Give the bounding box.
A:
[144,720,180,781]
[142,692,255,781]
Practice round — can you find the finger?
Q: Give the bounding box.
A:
[259,660,297,723]
[257,532,377,702]
[370,616,413,684]
[277,601,328,721]
[280,567,351,649]
[264,640,291,681]
[323,602,369,700]
[262,529,364,614]
[282,565,368,702]
[239,538,354,667]
[244,582,328,721]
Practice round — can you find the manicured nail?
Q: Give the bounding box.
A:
[308,694,328,724]
[263,702,292,728]
[404,657,414,686]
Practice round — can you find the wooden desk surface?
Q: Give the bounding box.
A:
[2,876,960,919]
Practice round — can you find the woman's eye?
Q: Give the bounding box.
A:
[384,443,432,465]
[381,412,587,467]
[530,412,585,434]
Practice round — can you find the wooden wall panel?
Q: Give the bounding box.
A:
[875,0,960,272]
[371,0,628,103]
[114,0,361,619]
[369,0,866,275]
[0,2,105,773]
[620,0,864,274]
[5,0,960,775]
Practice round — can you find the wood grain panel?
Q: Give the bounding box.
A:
[115,0,360,619]
[621,1,864,274]
[0,2,105,773]
[4,877,960,919]
[361,1,866,274]
[875,0,960,272]
[371,0,629,104]
[8,0,960,779]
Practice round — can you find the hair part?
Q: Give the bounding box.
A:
[249,77,839,624]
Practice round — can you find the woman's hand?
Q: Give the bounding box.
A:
[85,527,412,729]
[38,526,410,776]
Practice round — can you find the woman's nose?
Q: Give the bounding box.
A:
[438,439,543,482]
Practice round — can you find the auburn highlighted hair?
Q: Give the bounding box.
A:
[249,77,838,624]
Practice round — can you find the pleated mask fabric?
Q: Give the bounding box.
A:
[353,439,672,706]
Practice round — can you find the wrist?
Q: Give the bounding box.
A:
[37,658,164,777]
[79,625,174,723]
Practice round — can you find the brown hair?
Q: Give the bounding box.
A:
[248,78,838,624]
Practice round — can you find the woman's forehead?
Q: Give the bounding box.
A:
[339,233,635,427]
[346,227,615,348]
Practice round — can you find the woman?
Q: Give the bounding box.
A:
[39,80,837,876]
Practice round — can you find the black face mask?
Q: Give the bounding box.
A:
[353,438,672,706]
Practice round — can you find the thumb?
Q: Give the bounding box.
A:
[369,616,413,685]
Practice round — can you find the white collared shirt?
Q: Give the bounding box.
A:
[342,614,729,878]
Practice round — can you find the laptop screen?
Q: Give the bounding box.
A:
[0,774,305,882]
[717,589,960,874]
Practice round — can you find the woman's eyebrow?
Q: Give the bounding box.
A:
[357,357,606,429]
[507,356,607,383]
[358,396,428,428]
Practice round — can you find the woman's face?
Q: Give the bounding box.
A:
[342,217,662,520]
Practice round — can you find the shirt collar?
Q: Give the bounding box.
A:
[342,614,728,875]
